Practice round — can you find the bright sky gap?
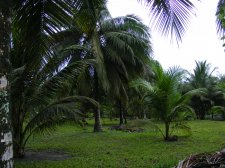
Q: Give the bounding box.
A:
[107,0,225,75]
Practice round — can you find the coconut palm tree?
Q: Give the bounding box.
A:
[188,60,217,89]
[187,60,218,119]
[68,0,153,131]
[7,0,100,158]
[10,45,99,158]
[132,64,195,140]
[9,0,69,158]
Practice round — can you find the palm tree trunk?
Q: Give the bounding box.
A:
[93,71,103,132]
[0,4,13,167]
[222,110,225,120]
[118,100,124,125]
[164,122,170,141]
[124,108,127,124]
[211,110,214,120]
[143,110,147,119]
[12,112,24,158]
[13,141,24,158]
[94,108,103,132]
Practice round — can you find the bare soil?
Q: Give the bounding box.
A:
[16,149,72,161]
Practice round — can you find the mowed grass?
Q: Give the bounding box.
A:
[15,119,225,168]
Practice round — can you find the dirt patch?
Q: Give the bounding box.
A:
[109,125,145,133]
[16,149,72,161]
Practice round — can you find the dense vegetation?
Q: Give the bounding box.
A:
[1,0,225,167]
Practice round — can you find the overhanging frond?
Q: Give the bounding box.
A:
[138,0,196,43]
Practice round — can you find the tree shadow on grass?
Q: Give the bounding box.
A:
[15,149,72,162]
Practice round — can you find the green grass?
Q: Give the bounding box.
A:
[15,119,225,168]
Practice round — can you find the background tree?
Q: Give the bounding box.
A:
[187,60,218,119]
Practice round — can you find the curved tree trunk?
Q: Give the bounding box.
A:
[91,28,105,132]
[0,3,13,166]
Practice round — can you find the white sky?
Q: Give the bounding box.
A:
[107,0,225,75]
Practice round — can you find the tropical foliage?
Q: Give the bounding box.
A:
[1,1,225,167]
[62,0,153,131]
[9,0,98,157]
[185,60,225,120]
[131,64,196,140]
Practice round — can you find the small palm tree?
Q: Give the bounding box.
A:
[132,64,195,140]
[10,44,99,157]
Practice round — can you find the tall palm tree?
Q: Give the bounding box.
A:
[70,0,153,132]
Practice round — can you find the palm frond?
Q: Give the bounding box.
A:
[216,0,225,36]
[26,59,93,108]
[139,0,196,42]
[23,95,98,147]
[23,103,82,148]
[130,78,153,91]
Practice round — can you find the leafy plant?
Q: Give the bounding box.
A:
[131,64,196,140]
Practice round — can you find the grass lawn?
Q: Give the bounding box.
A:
[15,119,225,168]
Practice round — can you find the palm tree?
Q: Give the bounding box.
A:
[9,0,70,158]
[187,60,218,119]
[10,48,98,158]
[69,0,153,131]
[188,60,217,89]
[211,76,225,120]
[127,92,149,119]
[132,64,194,140]
[8,0,99,158]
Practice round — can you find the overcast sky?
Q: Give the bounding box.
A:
[107,0,225,75]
